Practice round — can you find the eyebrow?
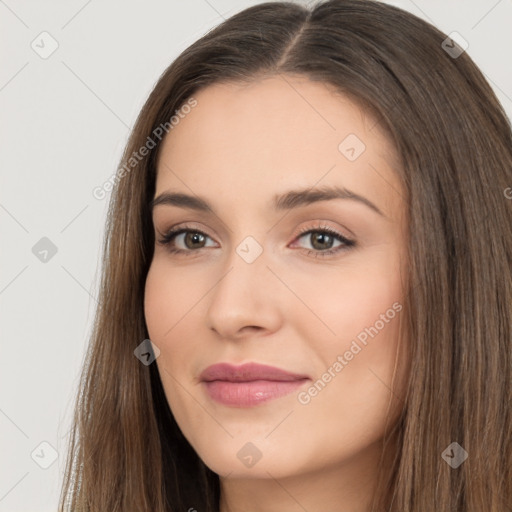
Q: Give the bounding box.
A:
[150,185,385,218]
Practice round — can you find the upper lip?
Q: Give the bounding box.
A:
[200,362,310,383]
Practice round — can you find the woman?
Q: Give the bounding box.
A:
[59,1,512,510]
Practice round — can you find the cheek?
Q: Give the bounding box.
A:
[292,289,405,463]
[144,260,167,341]
[143,259,203,340]
[292,250,406,415]
[143,260,206,385]
[144,263,200,427]
[291,248,404,352]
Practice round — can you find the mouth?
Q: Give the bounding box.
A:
[200,362,311,407]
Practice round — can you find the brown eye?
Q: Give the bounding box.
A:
[157,227,215,255]
[182,231,207,249]
[292,226,356,258]
[307,231,337,251]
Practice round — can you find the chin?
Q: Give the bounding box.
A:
[191,436,310,479]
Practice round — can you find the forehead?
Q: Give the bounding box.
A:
[155,75,403,220]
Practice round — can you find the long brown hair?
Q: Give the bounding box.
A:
[59,1,512,510]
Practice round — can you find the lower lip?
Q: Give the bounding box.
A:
[203,379,309,407]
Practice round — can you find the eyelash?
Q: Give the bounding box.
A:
[156,223,356,259]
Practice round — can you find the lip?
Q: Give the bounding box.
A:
[200,362,309,382]
[200,362,310,407]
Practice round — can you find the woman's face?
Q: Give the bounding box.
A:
[144,75,409,486]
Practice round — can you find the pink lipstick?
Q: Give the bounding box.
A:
[200,362,310,407]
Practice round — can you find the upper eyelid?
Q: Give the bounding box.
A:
[158,223,353,245]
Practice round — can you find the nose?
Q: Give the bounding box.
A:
[205,247,283,340]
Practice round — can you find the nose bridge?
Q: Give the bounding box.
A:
[212,236,270,308]
[205,236,282,336]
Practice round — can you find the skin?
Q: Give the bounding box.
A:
[144,74,409,512]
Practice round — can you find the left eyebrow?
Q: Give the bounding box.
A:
[273,186,385,217]
[150,185,386,218]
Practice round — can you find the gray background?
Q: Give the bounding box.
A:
[1,0,511,510]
